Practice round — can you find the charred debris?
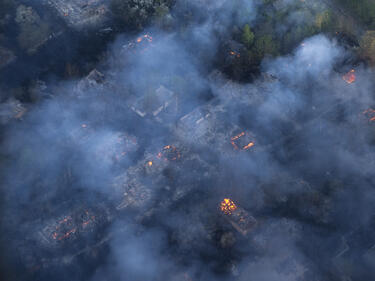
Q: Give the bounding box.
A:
[1,1,375,281]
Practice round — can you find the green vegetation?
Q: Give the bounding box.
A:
[253,35,279,58]
[360,31,375,66]
[336,0,375,28]
[110,0,173,30]
[223,0,373,80]
[315,10,332,31]
[241,24,255,49]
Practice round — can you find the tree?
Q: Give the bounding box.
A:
[336,0,375,29]
[110,0,173,30]
[315,10,332,31]
[360,31,375,66]
[253,35,279,59]
[241,24,255,49]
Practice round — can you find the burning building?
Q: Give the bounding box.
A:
[363,108,375,123]
[112,140,216,215]
[11,202,114,276]
[175,101,259,156]
[230,130,255,151]
[111,155,160,212]
[43,0,110,30]
[220,198,257,236]
[157,144,181,161]
[38,204,113,249]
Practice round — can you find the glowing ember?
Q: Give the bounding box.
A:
[114,135,136,160]
[136,34,153,43]
[220,198,237,215]
[363,108,375,123]
[243,142,255,150]
[50,210,96,241]
[342,69,356,84]
[157,145,181,161]
[231,132,255,150]
[229,51,240,58]
[147,161,153,167]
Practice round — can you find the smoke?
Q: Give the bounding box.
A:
[1,0,375,281]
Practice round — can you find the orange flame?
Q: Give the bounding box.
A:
[136,34,153,44]
[243,142,255,150]
[342,69,356,84]
[231,132,255,150]
[157,145,181,161]
[50,211,95,241]
[220,198,237,215]
[147,161,153,167]
[229,51,240,58]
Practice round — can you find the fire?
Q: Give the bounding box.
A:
[231,132,255,150]
[220,198,237,215]
[157,145,181,161]
[342,69,356,84]
[147,161,153,167]
[232,132,245,140]
[136,34,153,43]
[363,108,375,123]
[243,142,255,150]
[50,210,96,241]
[53,228,77,241]
[229,51,240,58]
[109,134,137,161]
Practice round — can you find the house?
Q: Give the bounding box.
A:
[43,0,110,30]
[128,85,178,123]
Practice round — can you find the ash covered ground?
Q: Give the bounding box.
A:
[1,0,375,281]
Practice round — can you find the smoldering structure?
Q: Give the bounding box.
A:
[1,2,375,281]
[43,0,110,30]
